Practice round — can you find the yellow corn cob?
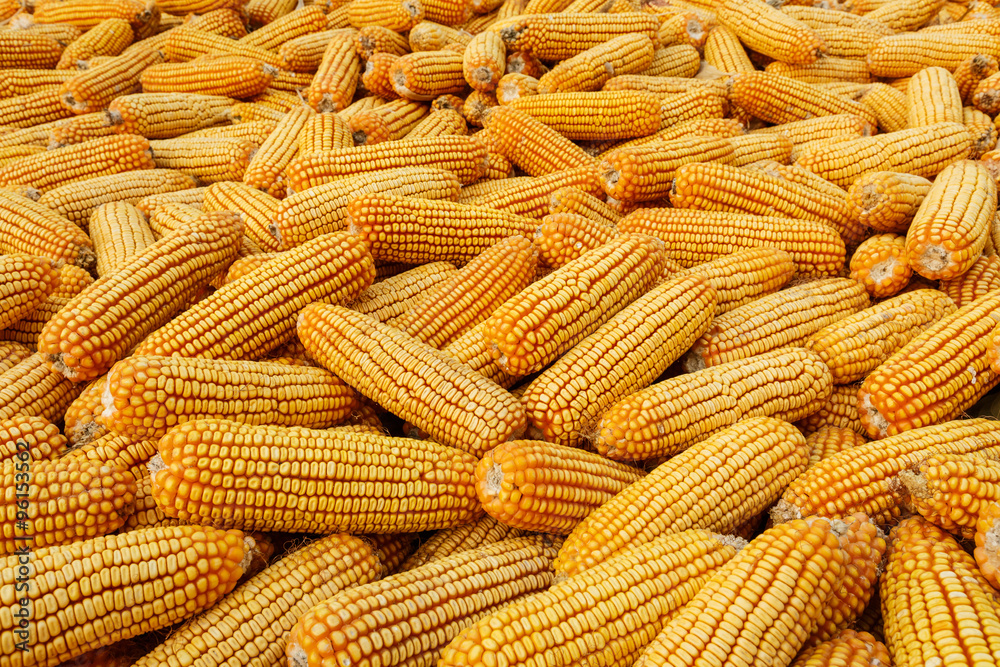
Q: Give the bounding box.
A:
[179,7,250,40]
[812,27,887,61]
[134,186,206,218]
[0,456,136,553]
[133,533,385,667]
[229,101,293,125]
[298,304,526,455]
[162,26,285,70]
[157,0,244,14]
[907,66,964,130]
[601,116,746,156]
[491,12,657,58]
[55,18,133,70]
[185,119,279,145]
[148,137,256,184]
[599,136,734,204]
[548,185,619,224]
[975,501,1000,590]
[716,0,825,65]
[905,160,995,281]
[63,376,108,444]
[46,112,121,149]
[239,5,327,51]
[603,74,725,97]
[50,264,94,299]
[941,254,1000,307]
[881,517,1000,667]
[557,417,807,579]
[239,106,312,199]
[845,170,932,234]
[305,31,360,112]
[853,82,908,134]
[394,236,535,348]
[0,69,77,102]
[463,29,505,93]
[955,54,1000,105]
[964,106,997,158]
[349,98,428,144]
[246,0,295,25]
[279,30,343,72]
[634,516,872,667]
[32,0,155,29]
[38,211,240,381]
[152,418,481,531]
[106,92,232,139]
[88,201,156,277]
[348,0,424,30]
[796,122,973,189]
[398,515,523,571]
[670,247,795,315]
[388,49,464,100]
[899,453,1000,538]
[794,383,866,435]
[483,234,666,376]
[408,20,471,52]
[466,164,601,218]
[287,536,558,667]
[351,260,457,322]
[684,278,868,372]
[202,181,281,252]
[0,254,58,331]
[37,169,197,228]
[532,212,617,269]
[145,201,207,237]
[0,524,250,667]
[503,48,545,78]
[62,429,158,481]
[406,106,468,138]
[864,0,948,31]
[0,31,66,69]
[0,92,79,134]
[416,0,469,24]
[730,72,878,130]
[438,319,516,388]
[594,346,831,461]
[442,529,740,667]
[141,56,275,99]
[619,208,846,277]
[537,33,654,94]
[0,293,68,346]
[478,440,641,534]
[463,88,498,130]
[522,270,714,443]
[868,32,1000,78]
[346,192,534,263]
[642,45,700,80]
[804,425,868,471]
[296,111,353,154]
[0,414,66,463]
[101,355,358,439]
[0,341,31,376]
[359,51,400,99]
[702,23,753,74]
[218,253,277,285]
[766,58,872,85]
[285,134,486,191]
[780,5,893,34]
[0,133,154,192]
[848,234,912,298]
[355,24,410,59]
[0,352,83,422]
[504,90,659,141]
[57,48,163,115]
[0,192,95,268]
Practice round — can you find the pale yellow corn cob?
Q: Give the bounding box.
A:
[908,66,964,129]
[867,32,1000,78]
[350,261,457,322]
[89,201,157,276]
[766,58,872,85]
[941,254,1000,307]
[148,137,257,184]
[490,12,659,60]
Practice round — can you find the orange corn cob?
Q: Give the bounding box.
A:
[306,30,360,112]
[463,29,505,92]
[148,137,256,184]
[360,51,401,99]
[349,99,428,144]
[0,414,67,463]
[32,0,156,30]
[964,106,997,159]
[0,352,84,422]
[464,164,601,218]
[548,185,620,224]
[974,501,1000,590]
[504,49,545,78]
[89,201,157,276]
[0,89,75,129]
[0,69,77,101]
[955,54,1000,105]
[398,515,524,570]
[106,92,232,139]
[848,234,912,298]
[0,341,32,376]
[406,107,468,137]
[239,5,327,50]
[38,211,241,381]
[532,212,617,269]
[296,111,353,154]
[899,453,1000,538]
[347,0,424,31]
[716,0,825,64]
[505,90,659,141]
[408,20,472,52]
[703,24,753,74]
[730,72,878,130]
[491,12,657,60]
[845,171,933,234]
[390,49,466,100]
[0,31,66,69]
[941,254,1000,307]
[794,383,866,436]
[673,247,796,315]
[804,425,868,471]
[55,375,107,444]
[180,7,249,38]
[0,253,58,334]
[280,30,344,72]
[202,181,282,252]
[0,133,153,190]
[184,119,278,144]
[41,111,119,149]
[55,18,133,70]
[496,72,538,104]
[0,192,96,268]
[480,105,594,175]
[766,57,871,84]
[58,48,163,114]
[246,0,296,26]
[162,26,286,69]
[242,105,313,198]
[355,24,410,59]
[867,32,1000,78]
[537,33,654,93]
[599,136,734,204]
[139,56,276,99]
[61,430,158,481]
[351,261,457,322]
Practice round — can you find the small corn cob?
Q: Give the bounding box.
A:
[796,122,973,189]
[37,169,197,228]
[140,56,275,99]
[730,72,878,129]
[537,33,654,94]
[239,5,327,51]
[406,106,467,137]
[795,383,866,436]
[346,192,533,264]
[306,30,360,112]
[805,426,868,471]
[134,186,206,217]
[297,111,353,154]
[899,453,1000,538]
[360,51,401,99]
[504,48,545,78]
[0,352,83,422]
[465,164,601,218]
[716,0,825,65]
[476,441,641,534]
[600,136,734,204]
[463,29,505,92]
[956,54,1000,105]
[845,171,933,234]
[355,24,410,59]
[298,304,526,455]
[557,417,807,579]
[684,278,868,371]
[390,49,466,100]
[285,135,486,191]
[63,376,108,445]
[463,86,497,129]
[246,0,296,25]
[101,355,359,439]
[505,90,659,141]
[280,30,343,72]
[548,185,619,224]
[0,341,31,375]
[766,58,871,85]
[55,18,133,69]
[106,92,232,139]
[203,181,282,252]
[848,233,913,298]
[88,201,156,277]
[0,133,154,191]
[349,99,428,144]
[532,212,617,269]
[408,20,472,52]
[0,254,58,331]
[0,192,95,268]
[38,211,241,381]
[0,414,66,463]
[483,234,666,376]
[240,106,313,199]
[351,261,457,322]
[398,515,524,570]
[905,160,996,281]
[881,517,1000,667]
[907,66,964,130]
[0,31,65,69]
[855,82,909,134]
[867,32,1000,78]
[594,346,831,461]
[0,525,249,667]
[805,290,958,385]
[442,529,739,667]
[522,272,715,448]
[703,23,754,74]
[965,106,997,159]
[491,12,657,59]
[634,516,869,667]
[0,457,136,553]
[153,418,481,531]
[0,69,77,101]
[148,137,256,184]
[133,533,385,667]
[287,536,558,667]
[479,105,593,175]
[395,236,535,348]
[347,0,424,31]
[941,254,1000,307]
[58,48,163,114]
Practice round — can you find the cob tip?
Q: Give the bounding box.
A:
[768,498,802,526]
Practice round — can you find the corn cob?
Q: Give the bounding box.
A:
[503,49,545,79]
[907,66,964,130]
[305,31,360,112]
[38,211,240,382]
[279,30,343,72]
[465,164,601,218]
[852,82,908,134]
[2,134,154,193]
[668,247,794,315]
[881,517,1000,667]
[537,33,654,94]
[0,415,66,464]
[794,383,866,436]
[239,107,312,199]
[0,456,136,554]
[296,111,353,154]
[0,341,31,376]
[106,92,231,139]
[868,32,1000,78]
[405,107,467,138]
[861,0,947,31]
[62,430,158,481]
[162,27,285,70]
[965,106,997,159]
[349,99,428,144]
[246,0,295,25]
[181,7,250,39]
[730,72,878,130]
[62,376,107,445]
[394,236,535,348]
[55,18,133,70]
[0,253,58,331]
[387,49,465,101]
[1,293,70,346]
[845,171,932,235]
[152,418,481,531]
[50,264,94,299]
[766,58,872,85]
[134,186,206,218]
[355,24,410,59]
[346,192,534,264]
[359,51,400,99]
[484,104,600,174]
[57,48,162,114]
[443,528,740,667]
[32,0,155,29]
[848,234,912,298]
[0,31,65,69]
[2,16,85,43]
[557,416,806,580]
[156,0,244,14]
[239,5,327,51]
[503,90,659,142]
[145,200,207,237]
[408,20,471,52]
[490,12,656,58]
[547,185,619,224]
[285,135,485,191]
[148,137,256,184]
[0,192,95,268]
[202,181,281,253]
[132,533,384,667]
[0,90,72,129]
[0,70,77,102]
[0,352,82,422]
[898,453,1000,539]
[464,89,499,130]
[351,261,457,322]
[532,212,617,269]
[779,5,892,34]
[599,136,734,204]
[398,515,524,570]
[956,54,1000,105]
[185,119,279,144]
[716,0,825,65]
[298,304,525,455]
[702,23,753,74]
[805,426,868,472]
[941,254,1000,307]
[441,319,518,388]
[140,56,274,99]
[87,203,156,279]
[347,0,424,30]
[975,501,1000,590]
[37,169,196,228]
[463,29,505,93]
[522,272,714,448]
